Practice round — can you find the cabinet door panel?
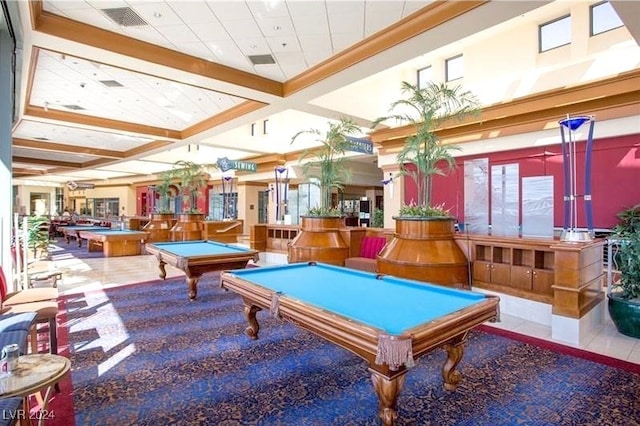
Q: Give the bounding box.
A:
[473,261,492,282]
[532,269,554,295]
[491,263,511,286]
[510,266,533,290]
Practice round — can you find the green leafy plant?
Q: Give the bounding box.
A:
[154,169,176,214]
[398,202,451,218]
[306,206,342,217]
[612,204,640,300]
[374,81,480,214]
[291,117,362,216]
[371,208,384,228]
[20,215,50,259]
[172,160,210,214]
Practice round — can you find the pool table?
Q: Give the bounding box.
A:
[220,262,500,426]
[60,225,108,247]
[145,240,259,300]
[78,229,149,257]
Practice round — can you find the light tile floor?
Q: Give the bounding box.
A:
[43,250,640,365]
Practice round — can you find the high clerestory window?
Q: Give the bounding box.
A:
[590,1,623,36]
[539,15,571,52]
[445,55,463,82]
[417,66,432,89]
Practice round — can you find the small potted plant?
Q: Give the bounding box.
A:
[608,203,640,338]
[288,117,363,265]
[373,81,481,288]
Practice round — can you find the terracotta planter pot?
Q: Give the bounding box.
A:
[170,213,204,241]
[377,216,470,289]
[288,216,349,266]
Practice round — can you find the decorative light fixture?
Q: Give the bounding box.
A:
[274,166,289,223]
[221,175,234,219]
[558,114,595,242]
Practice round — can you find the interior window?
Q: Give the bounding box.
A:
[539,15,571,52]
[591,1,623,36]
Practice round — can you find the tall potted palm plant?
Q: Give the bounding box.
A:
[169,160,210,241]
[144,169,177,242]
[374,81,481,288]
[288,117,362,265]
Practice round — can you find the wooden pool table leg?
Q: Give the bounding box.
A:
[157,259,167,280]
[186,275,200,300]
[243,301,261,339]
[370,371,406,426]
[442,338,465,391]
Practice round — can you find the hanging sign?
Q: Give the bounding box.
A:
[67,181,95,190]
[216,157,257,173]
[345,136,373,155]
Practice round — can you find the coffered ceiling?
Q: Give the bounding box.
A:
[8,1,640,185]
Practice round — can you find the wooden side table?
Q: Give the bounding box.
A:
[0,354,71,425]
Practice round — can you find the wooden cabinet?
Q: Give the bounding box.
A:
[473,241,555,302]
[465,236,557,304]
[473,244,511,286]
[457,234,604,318]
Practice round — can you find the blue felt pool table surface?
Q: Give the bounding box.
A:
[149,240,253,257]
[226,262,487,335]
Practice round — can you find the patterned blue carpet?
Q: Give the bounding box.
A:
[57,274,640,425]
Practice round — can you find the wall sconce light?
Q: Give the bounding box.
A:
[382,173,394,198]
[263,119,269,135]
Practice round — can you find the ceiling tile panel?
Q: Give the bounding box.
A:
[187,21,230,41]
[222,19,264,40]
[128,2,184,26]
[246,1,290,19]
[156,24,201,44]
[257,17,296,37]
[166,1,218,25]
[290,13,329,36]
[206,1,254,21]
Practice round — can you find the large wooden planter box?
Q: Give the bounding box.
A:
[143,213,176,243]
[288,216,349,266]
[170,213,204,241]
[377,217,469,289]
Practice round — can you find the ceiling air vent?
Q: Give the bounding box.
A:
[100,80,124,88]
[62,104,86,111]
[101,7,149,27]
[248,54,276,65]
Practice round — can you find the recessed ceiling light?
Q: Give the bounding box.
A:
[273,25,281,31]
[153,12,162,18]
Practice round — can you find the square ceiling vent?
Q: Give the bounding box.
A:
[101,7,148,27]
[248,54,276,65]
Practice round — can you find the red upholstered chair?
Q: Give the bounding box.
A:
[0,266,59,354]
[344,236,387,273]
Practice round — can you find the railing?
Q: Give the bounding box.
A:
[606,238,624,296]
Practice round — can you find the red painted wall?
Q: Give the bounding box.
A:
[405,133,640,230]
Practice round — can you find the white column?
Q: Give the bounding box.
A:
[381,165,404,229]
